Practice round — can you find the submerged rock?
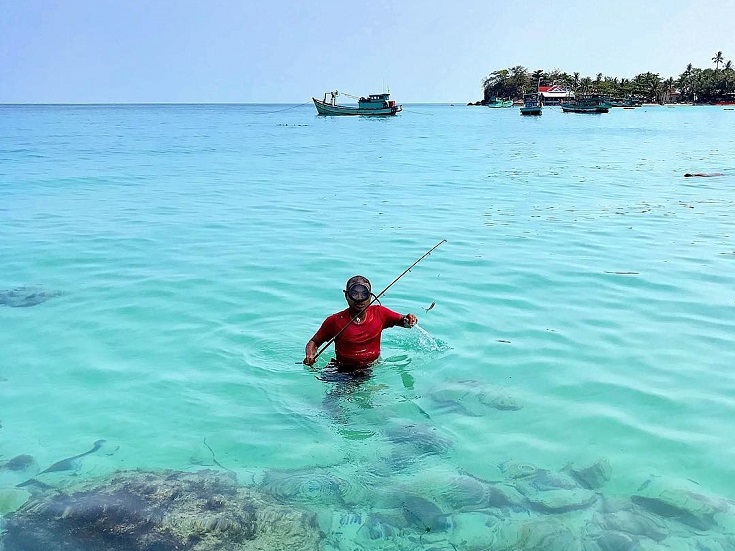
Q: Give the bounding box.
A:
[385,423,453,456]
[596,530,638,551]
[358,512,403,540]
[497,461,599,514]
[563,458,612,490]
[498,460,538,479]
[593,502,668,543]
[487,517,579,551]
[0,286,62,308]
[436,474,490,512]
[419,469,527,513]
[513,468,580,494]
[2,454,36,472]
[0,488,31,515]
[426,379,522,416]
[3,469,322,551]
[0,454,39,487]
[527,488,598,514]
[258,466,362,508]
[382,423,453,472]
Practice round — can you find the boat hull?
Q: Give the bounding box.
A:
[520,93,542,115]
[312,98,401,116]
[561,106,609,113]
[520,107,542,115]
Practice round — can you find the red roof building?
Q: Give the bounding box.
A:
[538,85,575,104]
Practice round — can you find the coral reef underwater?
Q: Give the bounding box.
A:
[2,469,322,551]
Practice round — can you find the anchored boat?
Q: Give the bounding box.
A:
[487,97,513,108]
[609,97,642,108]
[520,93,542,115]
[312,90,402,116]
[561,95,611,114]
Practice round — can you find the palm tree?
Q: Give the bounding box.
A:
[482,69,512,102]
[712,51,724,70]
[510,66,530,98]
[580,76,592,94]
[725,60,733,71]
[531,69,544,90]
[632,72,662,102]
[678,63,694,102]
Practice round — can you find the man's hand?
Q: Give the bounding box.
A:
[403,313,418,327]
[303,340,317,366]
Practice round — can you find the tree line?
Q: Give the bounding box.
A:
[481,52,734,104]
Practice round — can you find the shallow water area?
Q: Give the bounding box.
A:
[1,103,734,549]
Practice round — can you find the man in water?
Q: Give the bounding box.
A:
[303,275,417,370]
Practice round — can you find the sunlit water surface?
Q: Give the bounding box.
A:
[1,103,734,549]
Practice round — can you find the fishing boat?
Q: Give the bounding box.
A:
[520,93,542,115]
[487,97,513,108]
[312,90,402,116]
[609,97,642,108]
[561,95,611,114]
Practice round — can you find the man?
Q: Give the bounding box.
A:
[303,275,417,369]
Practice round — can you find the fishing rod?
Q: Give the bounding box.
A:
[310,239,447,364]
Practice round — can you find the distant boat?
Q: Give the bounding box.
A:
[487,97,513,108]
[520,93,542,116]
[609,97,642,108]
[561,95,611,113]
[312,91,402,116]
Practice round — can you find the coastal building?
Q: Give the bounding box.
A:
[666,89,682,103]
[539,85,574,105]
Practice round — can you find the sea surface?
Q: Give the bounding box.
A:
[1,103,734,549]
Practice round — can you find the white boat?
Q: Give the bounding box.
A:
[312,91,402,116]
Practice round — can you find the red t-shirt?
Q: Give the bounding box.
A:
[311,305,404,365]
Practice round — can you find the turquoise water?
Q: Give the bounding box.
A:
[1,103,734,549]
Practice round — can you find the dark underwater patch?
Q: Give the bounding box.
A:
[0,286,62,308]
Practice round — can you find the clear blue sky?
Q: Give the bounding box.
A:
[2,0,733,103]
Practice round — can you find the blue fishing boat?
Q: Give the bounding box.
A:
[520,93,542,115]
[312,90,402,116]
[487,97,513,108]
[561,95,611,113]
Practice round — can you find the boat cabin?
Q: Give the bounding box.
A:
[358,93,396,109]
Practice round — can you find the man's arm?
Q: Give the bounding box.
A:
[379,306,417,328]
[303,315,337,366]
